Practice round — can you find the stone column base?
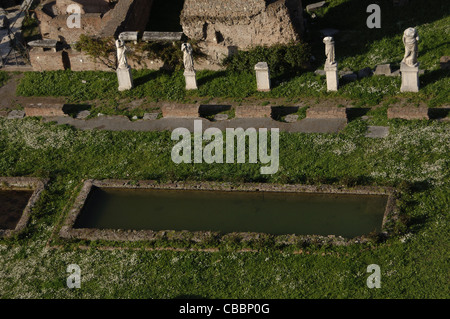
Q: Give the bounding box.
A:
[400,62,419,92]
[184,70,198,90]
[254,62,271,92]
[325,63,338,91]
[117,67,133,91]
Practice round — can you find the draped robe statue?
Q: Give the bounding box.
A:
[116,39,129,69]
[402,28,419,67]
[323,37,336,66]
[181,43,195,72]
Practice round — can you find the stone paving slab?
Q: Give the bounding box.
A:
[41,116,347,134]
[365,126,389,138]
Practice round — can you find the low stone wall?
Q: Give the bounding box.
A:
[29,48,65,71]
[25,103,67,117]
[387,107,429,120]
[306,107,347,119]
[235,105,272,118]
[0,177,48,238]
[59,179,399,246]
[161,103,200,118]
[67,50,112,72]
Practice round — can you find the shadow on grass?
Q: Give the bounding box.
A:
[271,106,299,121]
[199,104,232,118]
[419,69,450,89]
[346,107,371,122]
[197,71,228,86]
[133,70,167,88]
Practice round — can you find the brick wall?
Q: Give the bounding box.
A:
[235,105,272,118]
[387,107,429,120]
[29,48,65,71]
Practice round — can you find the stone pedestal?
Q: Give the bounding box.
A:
[184,70,198,90]
[325,63,338,91]
[117,67,133,91]
[400,62,419,92]
[254,62,271,91]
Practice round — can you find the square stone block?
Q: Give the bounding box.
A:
[324,63,338,91]
[117,67,133,91]
[254,62,271,92]
[400,62,419,92]
[184,70,198,90]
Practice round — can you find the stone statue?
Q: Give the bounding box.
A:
[402,27,419,67]
[181,43,195,72]
[115,39,129,69]
[323,36,336,66]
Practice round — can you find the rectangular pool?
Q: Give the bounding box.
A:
[0,189,34,230]
[73,187,389,238]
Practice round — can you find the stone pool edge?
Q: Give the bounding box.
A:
[59,179,399,246]
[0,177,48,238]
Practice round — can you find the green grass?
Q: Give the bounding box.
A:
[0,71,9,87]
[16,68,449,107]
[305,0,450,70]
[0,118,448,298]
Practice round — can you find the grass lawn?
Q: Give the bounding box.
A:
[0,72,9,87]
[0,117,448,298]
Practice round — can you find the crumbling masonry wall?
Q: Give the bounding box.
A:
[35,0,152,44]
[181,0,304,64]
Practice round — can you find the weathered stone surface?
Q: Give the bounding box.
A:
[76,110,91,119]
[214,113,229,121]
[306,1,327,12]
[7,110,25,119]
[161,104,200,118]
[184,70,198,90]
[29,48,65,71]
[284,114,299,123]
[314,69,326,76]
[440,56,450,70]
[387,107,429,120]
[181,0,303,65]
[119,31,138,42]
[235,105,272,118]
[325,63,338,91]
[255,62,271,92]
[142,31,183,42]
[357,67,373,79]
[143,113,159,120]
[390,69,400,77]
[27,39,58,48]
[374,64,392,76]
[400,62,419,92]
[35,0,151,45]
[365,126,389,138]
[306,107,347,120]
[25,103,66,117]
[117,67,133,91]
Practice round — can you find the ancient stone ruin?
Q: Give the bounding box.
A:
[27,0,305,71]
[35,0,151,44]
[180,0,304,64]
